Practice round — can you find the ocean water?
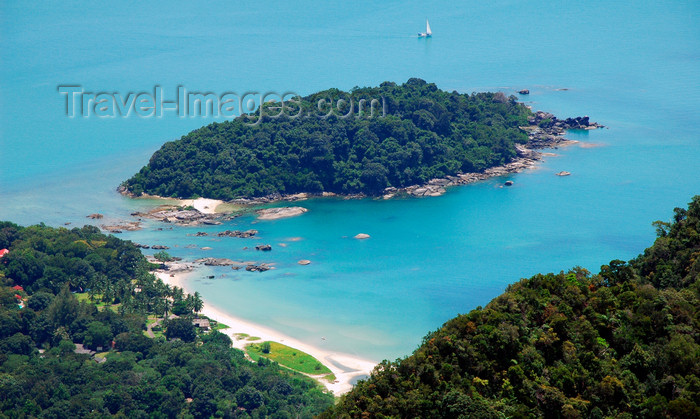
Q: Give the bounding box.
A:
[1,0,699,361]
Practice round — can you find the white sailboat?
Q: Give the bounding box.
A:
[418,19,432,37]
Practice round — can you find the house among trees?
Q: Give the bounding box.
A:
[192,318,210,330]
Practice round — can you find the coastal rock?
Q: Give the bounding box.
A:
[256,206,308,220]
[217,229,258,238]
[201,246,212,250]
[139,206,222,226]
[133,243,150,249]
[101,222,142,232]
[195,232,208,236]
[504,180,514,186]
[518,89,530,95]
[354,233,370,239]
[405,184,446,197]
[87,213,104,219]
[255,244,272,251]
[195,257,236,266]
[298,259,311,265]
[286,193,309,201]
[246,264,270,272]
[556,171,571,176]
[151,245,170,250]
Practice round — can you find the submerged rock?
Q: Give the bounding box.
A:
[246,264,270,272]
[217,229,258,238]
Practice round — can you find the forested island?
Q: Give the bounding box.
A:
[323,196,700,418]
[121,79,597,200]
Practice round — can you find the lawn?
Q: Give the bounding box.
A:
[246,341,332,375]
[75,292,120,312]
[213,321,230,331]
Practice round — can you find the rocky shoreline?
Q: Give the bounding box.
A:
[214,111,602,201]
[118,110,601,225]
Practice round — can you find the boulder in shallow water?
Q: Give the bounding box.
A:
[256,207,308,220]
[298,259,311,265]
[255,244,272,251]
[354,233,370,239]
[246,264,270,272]
[504,180,514,186]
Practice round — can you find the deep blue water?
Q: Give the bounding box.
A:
[1,0,699,361]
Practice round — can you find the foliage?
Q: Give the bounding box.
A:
[122,79,531,198]
[164,317,196,342]
[323,196,700,418]
[152,250,173,262]
[0,222,334,417]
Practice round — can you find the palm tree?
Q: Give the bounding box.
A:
[193,292,204,315]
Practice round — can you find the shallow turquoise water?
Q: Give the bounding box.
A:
[1,1,699,361]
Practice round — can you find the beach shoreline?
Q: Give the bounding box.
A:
[154,268,377,395]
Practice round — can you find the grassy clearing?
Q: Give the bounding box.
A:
[95,352,110,361]
[246,341,331,375]
[247,336,261,341]
[233,333,249,340]
[323,374,336,383]
[75,293,120,312]
[213,322,230,331]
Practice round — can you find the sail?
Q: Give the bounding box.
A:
[426,19,432,35]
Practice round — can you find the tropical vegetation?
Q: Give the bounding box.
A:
[0,223,333,417]
[122,79,532,199]
[323,196,700,418]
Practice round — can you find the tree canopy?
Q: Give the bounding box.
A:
[122,79,531,199]
[0,222,334,417]
[323,196,700,418]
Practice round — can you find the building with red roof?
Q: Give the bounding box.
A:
[0,249,9,258]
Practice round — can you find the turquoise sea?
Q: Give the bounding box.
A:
[1,1,699,361]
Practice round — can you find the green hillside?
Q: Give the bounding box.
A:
[323,196,700,418]
[122,79,531,199]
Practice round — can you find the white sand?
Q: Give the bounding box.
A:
[155,270,376,395]
[178,198,223,214]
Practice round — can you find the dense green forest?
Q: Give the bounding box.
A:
[323,196,700,418]
[0,223,333,417]
[122,79,531,199]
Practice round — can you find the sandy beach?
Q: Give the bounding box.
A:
[155,269,377,395]
[178,198,224,214]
